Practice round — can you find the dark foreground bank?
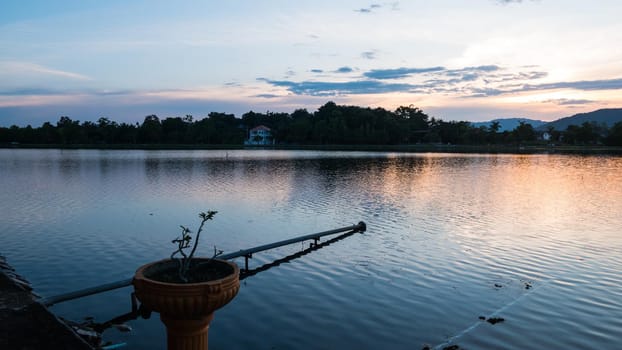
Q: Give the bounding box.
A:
[0,256,93,350]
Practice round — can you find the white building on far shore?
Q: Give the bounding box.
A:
[244,125,274,145]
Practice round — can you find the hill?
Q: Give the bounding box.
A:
[471,118,547,132]
[540,108,622,130]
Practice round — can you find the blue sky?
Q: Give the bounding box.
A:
[2,0,622,126]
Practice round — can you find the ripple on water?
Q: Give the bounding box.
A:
[453,273,622,349]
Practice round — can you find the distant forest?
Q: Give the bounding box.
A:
[2,102,622,146]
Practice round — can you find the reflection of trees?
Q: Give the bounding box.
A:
[144,158,161,185]
[277,156,429,222]
[139,154,434,223]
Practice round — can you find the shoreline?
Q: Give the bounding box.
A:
[2,143,622,155]
[0,255,94,350]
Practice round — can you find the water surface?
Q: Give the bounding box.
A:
[1,149,621,349]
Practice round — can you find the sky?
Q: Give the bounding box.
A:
[1,0,622,127]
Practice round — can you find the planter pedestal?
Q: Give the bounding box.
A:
[161,314,214,350]
[133,259,240,350]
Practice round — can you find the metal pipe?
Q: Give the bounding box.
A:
[39,221,366,306]
[40,278,133,306]
[219,222,366,260]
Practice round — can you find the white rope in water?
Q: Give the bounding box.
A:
[432,278,553,350]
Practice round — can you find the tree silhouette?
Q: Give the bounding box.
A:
[1,102,619,148]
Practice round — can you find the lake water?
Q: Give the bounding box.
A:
[1,149,621,349]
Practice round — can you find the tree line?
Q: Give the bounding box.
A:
[1,102,622,146]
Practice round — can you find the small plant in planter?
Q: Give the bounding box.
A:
[132,210,240,350]
[168,210,223,283]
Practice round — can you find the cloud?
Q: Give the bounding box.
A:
[0,96,271,127]
[310,69,323,73]
[496,0,524,4]
[467,77,622,97]
[255,93,281,99]
[359,65,503,86]
[361,51,377,60]
[468,87,506,97]
[259,60,622,99]
[258,78,419,96]
[259,64,539,97]
[444,65,501,77]
[422,65,506,85]
[335,66,354,73]
[462,65,500,72]
[0,61,91,81]
[0,88,62,96]
[545,99,594,106]
[1,85,311,126]
[518,71,548,80]
[461,73,479,82]
[495,0,538,5]
[0,87,137,98]
[523,78,622,91]
[364,66,445,79]
[355,3,382,13]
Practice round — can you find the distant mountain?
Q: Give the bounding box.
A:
[471,118,547,132]
[540,108,622,131]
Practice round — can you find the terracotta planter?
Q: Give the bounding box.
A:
[133,258,240,350]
